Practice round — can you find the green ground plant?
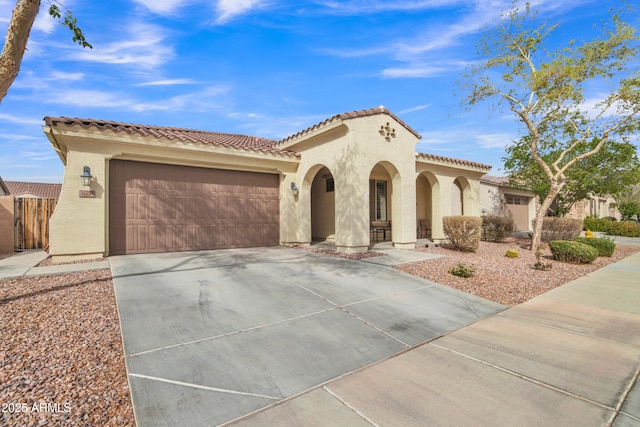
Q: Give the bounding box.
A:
[549,241,599,264]
[574,236,616,257]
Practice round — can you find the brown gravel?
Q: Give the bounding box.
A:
[0,269,134,426]
[395,237,640,306]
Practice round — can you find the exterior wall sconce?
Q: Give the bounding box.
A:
[482,208,486,215]
[80,166,93,186]
[291,182,299,197]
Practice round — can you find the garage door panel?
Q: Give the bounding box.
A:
[110,160,279,255]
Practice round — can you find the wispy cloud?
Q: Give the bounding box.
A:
[132,0,191,15]
[37,84,232,113]
[71,22,174,69]
[216,0,267,24]
[0,113,43,126]
[313,0,464,15]
[398,105,430,114]
[137,79,198,86]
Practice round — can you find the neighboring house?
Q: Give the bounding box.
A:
[4,181,62,199]
[43,106,492,261]
[564,195,620,221]
[0,176,9,196]
[0,176,13,254]
[480,175,537,232]
[2,181,62,252]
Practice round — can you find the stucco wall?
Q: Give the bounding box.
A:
[46,127,299,260]
[0,196,14,255]
[288,114,419,252]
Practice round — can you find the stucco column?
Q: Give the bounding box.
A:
[391,168,416,249]
[49,150,107,261]
[335,173,369,253]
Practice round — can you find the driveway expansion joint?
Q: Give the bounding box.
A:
[429,342,616,412]
[128,373,281,400]
[608,365,640,426]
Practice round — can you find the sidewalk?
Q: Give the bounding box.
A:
[0,250,109,281]
[230,251,640,426]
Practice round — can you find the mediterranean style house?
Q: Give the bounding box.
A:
[43,106,491,261]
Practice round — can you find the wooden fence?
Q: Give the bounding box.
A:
[14,198,57,250]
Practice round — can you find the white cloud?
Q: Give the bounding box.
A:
[0,113,43,126]
[314,0,464,15]
[137,79,197,86]
[216,0,266,24]
[71,22,174,69]
[131,0,191,15]
[398,105,430,114]
[476,133,512,149]
[382,66,446,79]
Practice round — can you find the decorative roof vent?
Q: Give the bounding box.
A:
[379,122,396,141]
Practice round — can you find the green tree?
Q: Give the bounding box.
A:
[506,136,640,216]
[462,2,640,250]
[0,0,91,104]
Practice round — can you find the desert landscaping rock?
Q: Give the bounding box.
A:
[0,269,134,426]
[397,237,640,306]
[1,236,639,426]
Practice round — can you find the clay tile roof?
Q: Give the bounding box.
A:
[416,152,492,171]
[5,181,62,199]
[278,106,421,144]
[480,175,509,185]
[43,117,299,158]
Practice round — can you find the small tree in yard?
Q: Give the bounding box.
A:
[1,0,91,104]
[462,2,640,251]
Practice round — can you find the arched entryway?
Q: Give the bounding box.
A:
[452,176,471,215]
[416,171,440,239]
[369,162,401,243]
[310,166,336,241]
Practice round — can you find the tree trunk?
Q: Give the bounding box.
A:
[0,0,41,104]
[530,184,561,250]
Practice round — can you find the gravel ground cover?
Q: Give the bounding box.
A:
[0,269,134,426]
[396,236,640,306]
[1,238,638,426]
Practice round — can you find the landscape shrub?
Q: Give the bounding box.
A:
[549,240,599,264]
[574,237,615,257]
[448,262,476,278]
[505,249,519,258]
[541,217,583,242]
[481,215,514,242]
[442,216,482,252]
[583,216,614,233]
[606,221,640,237]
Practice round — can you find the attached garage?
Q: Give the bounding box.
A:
[109,160,280,255]
[505,194,530,232]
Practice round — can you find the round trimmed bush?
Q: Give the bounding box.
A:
[549,240,599,264]
[574,236,616,257]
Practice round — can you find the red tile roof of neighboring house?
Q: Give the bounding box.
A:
[480,175,510,185]
[417,152,492,171]
[278,106,421,144]
[43,117,300,158]
[5,181,62,199]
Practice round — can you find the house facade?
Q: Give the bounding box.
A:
[43,107,491,261]
[479,175,537,232]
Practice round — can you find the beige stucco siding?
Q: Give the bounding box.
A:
[45,126,298,260]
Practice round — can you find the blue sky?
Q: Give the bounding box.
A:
[0,0,635,182]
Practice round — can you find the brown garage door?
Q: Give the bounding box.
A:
[505,194,530,231]
[109,160,280,255]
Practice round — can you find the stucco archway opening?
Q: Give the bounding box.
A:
[416,172,439,240]
[310,166,336,242]
[452,176,471,216]
[368,162,399,243]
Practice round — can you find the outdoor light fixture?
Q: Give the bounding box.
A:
[80,166,92,186]
[291,182,299,197]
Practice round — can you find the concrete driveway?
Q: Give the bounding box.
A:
[110,247,505,426]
